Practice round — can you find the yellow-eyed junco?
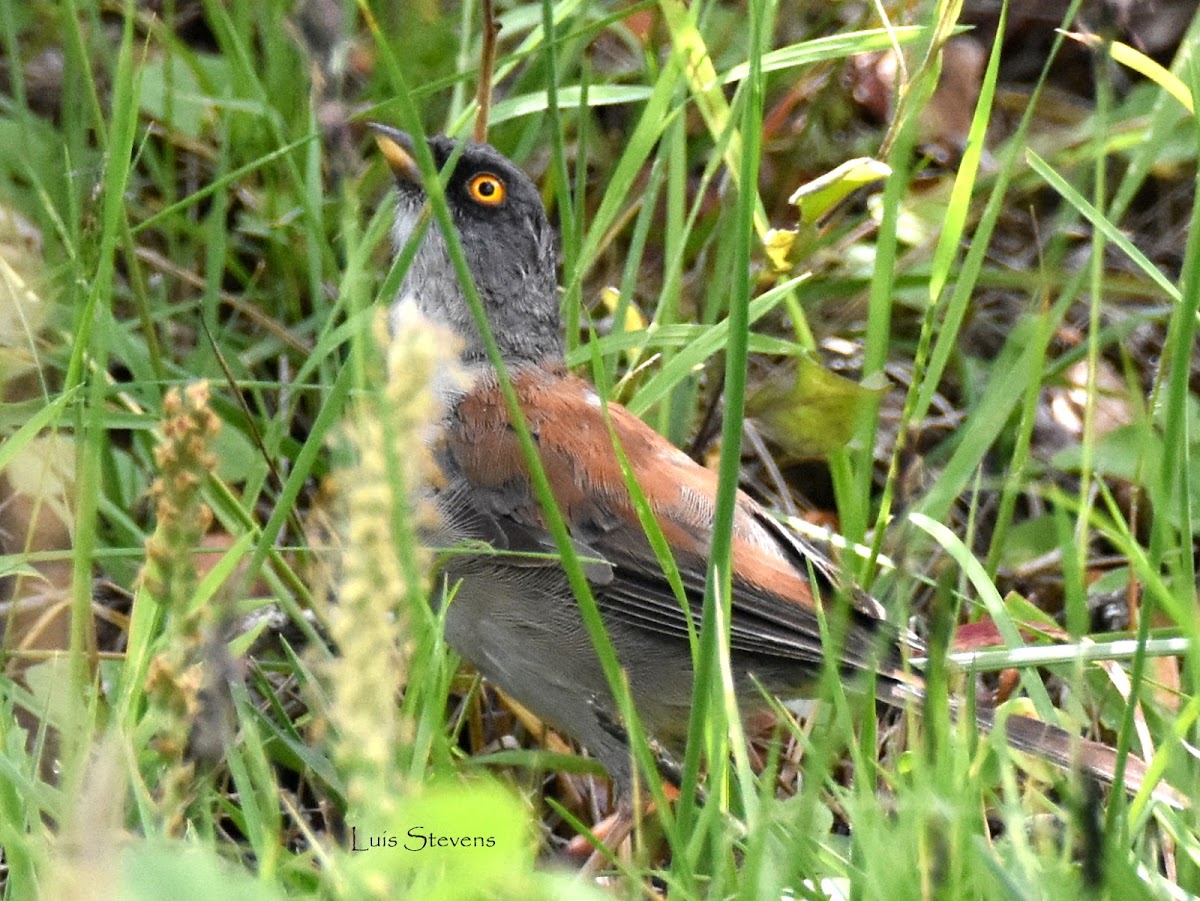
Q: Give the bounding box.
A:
[375,126,1174,805]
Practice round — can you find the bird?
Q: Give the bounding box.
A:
[373,124,1180,808]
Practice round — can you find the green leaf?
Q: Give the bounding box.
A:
[209,419,261,483]
[746,354,890,456]
[1051,424,1200,529]
[788,157,891,223]
[341,779,602,900]
[488,84,654,124]
[720,26,938,85]
[993,515,1062,570]
[138,55,231,137]
[119,841,286,901]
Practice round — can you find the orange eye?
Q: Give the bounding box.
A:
[467,172,506,206]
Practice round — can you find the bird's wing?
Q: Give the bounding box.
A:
[438,365,902,675]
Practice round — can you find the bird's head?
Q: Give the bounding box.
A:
[375,127,563,366]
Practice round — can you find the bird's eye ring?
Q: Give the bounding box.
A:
[467,173,506,206]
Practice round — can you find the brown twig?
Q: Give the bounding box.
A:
[474,0,501,142]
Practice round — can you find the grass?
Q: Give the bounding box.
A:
[0,0,1198,897]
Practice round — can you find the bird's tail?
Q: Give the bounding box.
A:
[878,678,1187,810]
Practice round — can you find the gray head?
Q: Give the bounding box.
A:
[376,128,563,366]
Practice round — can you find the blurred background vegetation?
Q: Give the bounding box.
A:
[0,0,1198,897]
